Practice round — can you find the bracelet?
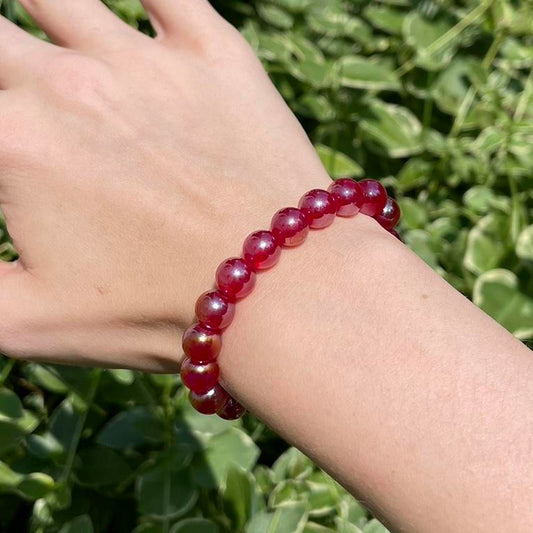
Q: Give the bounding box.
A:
[180,178,401,420]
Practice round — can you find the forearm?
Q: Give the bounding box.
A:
[219,213,532,532]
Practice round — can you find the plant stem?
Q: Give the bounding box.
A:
[60,369,102,483]
[396,0,494,78]
[514,67,533,122]
[0,358,15,386]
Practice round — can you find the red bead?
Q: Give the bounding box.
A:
[242,230,281,271]
[216,257,256,300]
[180,358,220,394]
[189,384,229,415]
[195,290,235,331]
[182,323,221,363]
[389,229,403,242]
[270,207,309,247]
[298,189,337,228]
[217,396,246,420]
[359,179,388,217]
[327,179,363,217]
[374,197,401,230]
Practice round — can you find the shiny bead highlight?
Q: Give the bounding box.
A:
[271,207,309,247]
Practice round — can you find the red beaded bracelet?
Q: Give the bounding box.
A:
[180,178,401,420]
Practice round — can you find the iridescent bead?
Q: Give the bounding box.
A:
[216,257,256,300]
[195,290,235,331]
[375,197,401,230]
[242,230,281,271]
[189,384,230,415]
[298,189,337,228]
[271,207,309,247]
[180,358,220,394]
[359,179,387,217]
[182,323,221,363]
[217,396,246,420]
[327,178,363,217]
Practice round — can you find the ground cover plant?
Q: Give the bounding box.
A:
[0,0,532,531]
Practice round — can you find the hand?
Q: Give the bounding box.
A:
[0,0,330,371]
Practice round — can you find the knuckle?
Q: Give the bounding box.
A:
[197,25,260,66]
[39,53,116,109]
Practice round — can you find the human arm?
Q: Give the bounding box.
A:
[0,1,531,531]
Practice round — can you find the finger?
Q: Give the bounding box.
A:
[140,0,227,44]
[0,15,54,87]
[17,0,136,51]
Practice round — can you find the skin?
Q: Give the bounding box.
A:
[0,2,531,531]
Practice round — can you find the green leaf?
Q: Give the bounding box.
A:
[272,448,314,483]
[396,159,433,192]
[50,398,83,450]
[136,460,197,519]
[306,7,372,41]
[464,215,508,275]
[287,59,334,88]
[303,523,336,533]
[257,5,294,29]
[305,471,341,517]
[335,520,363,533]
[170,519,219,533]
[0,388,24,420]
[223,466,254,531]
[24,364,69,394]
[431,59,487,125]
[362,520,390,533]
[107,369,135,385]
[359,100,423,158]
[315,145,363,178]
[177,398,237,438]
[403,12,456,70]
[336,56,400,91]
[0,420,26,454]
[463,186,497,214]
[398,198,428,230]
[298,94,336,122]
[192,428,260,489]
[97,406,165,449]
[473,269,533,339]
[364,5,405,35]
[17,473,55,500]
[404,230,440,270]
[516,225,533,260]
[245,501,309,533]
[0,461,22,489]
[26,432,64,461]
[76,447,133,487]
[337,495,368,525]
[58,515,94,533]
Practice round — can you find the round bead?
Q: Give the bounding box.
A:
[270,207,309,247]
[195,290,235,331]
[389,229,403,242]
[189,384,230,415]
[359,179,388,217]
[180,358,220,394]
[215,257,256,300]
[298,189,337,228]
[242,230,281,271]
[182,323,221,363]
[374,197,401,230]
[217,396,246,420]
[327,179,363,217]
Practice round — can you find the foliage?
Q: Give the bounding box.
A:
[0,0,532,531]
